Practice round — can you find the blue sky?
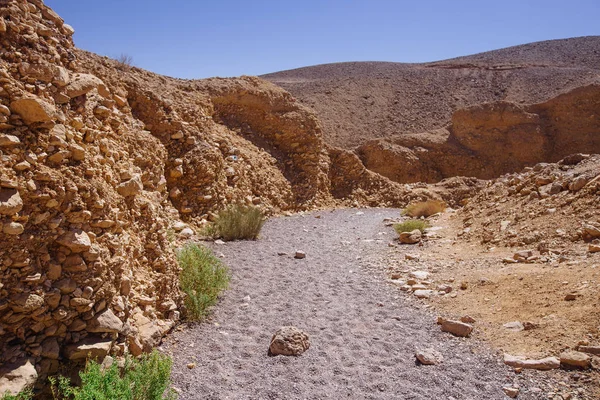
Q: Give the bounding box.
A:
[46,0,599,79]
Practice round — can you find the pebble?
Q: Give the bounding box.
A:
[294,251,306,259]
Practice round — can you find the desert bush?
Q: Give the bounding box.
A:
[213,204,265,241]
[1,390,33,400]
[394,219,430,234]
[177,244,229,320]
[402,200,446,218]
[50,350,176,400]
[115,53,133,70]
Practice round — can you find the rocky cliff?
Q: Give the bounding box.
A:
[0,0,423,392]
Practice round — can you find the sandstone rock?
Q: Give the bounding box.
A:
[117,175,143,197]
[409,270,430,280]
[503,321,525,332]
[294,250,306,259]
[10,96,55,125]
[460,315,476,324]
[54,278,77,294]
[11,293,44,313]
[578,345,600,355]
[414,289,433,299]
[583,224,600,238]
[88,309,123,333]
[503,354,560,370]
[3,222,24,235]
[503,387,519,398]
[399,229,422,244]
[559,351,591,369]
[268,326,310,356]
[569,176,588,191]
[0,188,23,216]
[56,229,91,253]
[64,338,112,361]
[440,319,473,337]
[513,250,533,261]
[65,73,105,98]
[415,348,443,365]
[589,244,600,253]
[0,133,20,147]
[0,359,37,396]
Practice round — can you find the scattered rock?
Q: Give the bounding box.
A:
[460,315,476,324]
[440,319,473,337]
[577,345,600,356]
[399,229,422,244]
[294,251,306,259]
[268,326,310,356]
[503,321,524,332]
[116,175,143,197]
[589,244,600,253]
[409,270,430,280]
[564,292,580,301]
[179,227,194,238]
[503,354,560,370]
[559,351,591,369]
[415,348,443,365]
[503,387,519,398]
[413,289,433,299]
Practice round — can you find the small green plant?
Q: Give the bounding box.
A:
[394,219,430,234]
[177,244,229,320]
[50,350,176,400]
[402,200,446,218]
[1,390,33,400]
[213,204,265,241]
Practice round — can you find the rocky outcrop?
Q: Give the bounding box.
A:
[357,85,600,183]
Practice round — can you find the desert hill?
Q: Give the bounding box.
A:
[263,36,600,148]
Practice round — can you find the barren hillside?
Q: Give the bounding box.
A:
[263,36,600,150]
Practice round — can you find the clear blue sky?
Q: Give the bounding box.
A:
[46,0,599,79]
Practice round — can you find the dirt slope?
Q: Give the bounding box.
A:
[263,36,600,150]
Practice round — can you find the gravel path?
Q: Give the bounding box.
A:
[166,209,543,399]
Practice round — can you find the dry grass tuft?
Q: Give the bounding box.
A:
[394,219,430,234]
[403,200,446,218]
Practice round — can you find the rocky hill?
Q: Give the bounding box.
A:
[263,37,600,182]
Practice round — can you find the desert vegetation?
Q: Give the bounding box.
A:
[402,200,446,218]
[212,204,266,241]
[177,244,230,320]
[394,219,430,234]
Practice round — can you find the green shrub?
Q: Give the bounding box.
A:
[1,390,33,400]
[50,350,176,400]
[402,200,446,218]
[394,219,430,234]
[177,244,229,320]
[213,204,265,241]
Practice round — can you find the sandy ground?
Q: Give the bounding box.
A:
[164,209,563,399]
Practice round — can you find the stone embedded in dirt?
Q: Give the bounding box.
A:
[522,321,538,330]
[405,253,419,260]
[440,319,473,337]
[589,244,600,253]
[577,345,600,355]
[415,348,443,365]
[0,359,38,396]
[503,387,519,398]
[399,229,422,244]
[65,73,105,98]
[437,284,452,293]
[503,354,560,370]
[460,315,477,324]
[583,223,600,238]
[409,270,430,280]
[0,133,20,147]
[513,250,533,261]
[564,292,580,301]
[503,321,525,332]
[3,221,24,235]
[268,326,310,356]
[179,227,194,238]
[10,95,56,125]
[56,229,91,253]
[64,338,113,361]
[413,289,433,299]
[117,175,143,197]
[559,351,591,369]
[0,188,23,216]
[460,281,469,290]
[294,250,306,259]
